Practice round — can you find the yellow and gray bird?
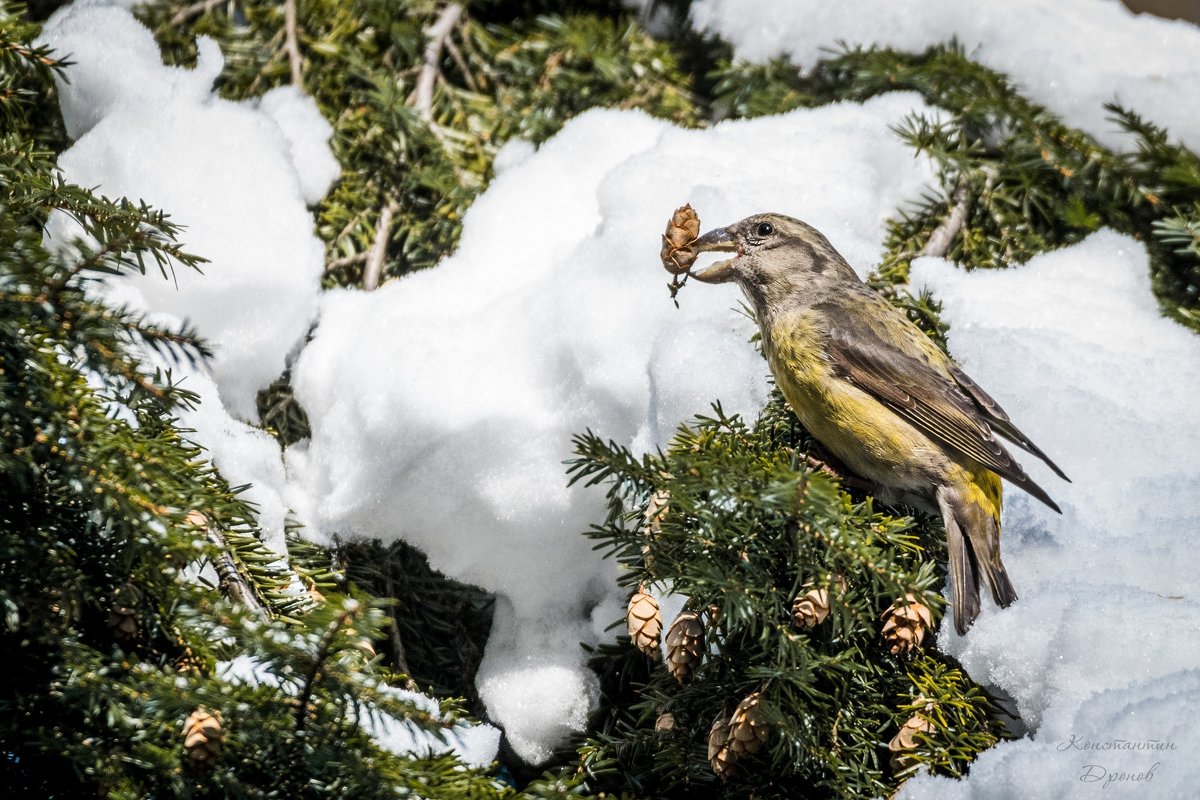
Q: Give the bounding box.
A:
[689,213,1068,635]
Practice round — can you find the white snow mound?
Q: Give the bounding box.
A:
[898,231,1200,799]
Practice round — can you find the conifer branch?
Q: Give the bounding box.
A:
[202,522,266,614]
[294,601,363,734]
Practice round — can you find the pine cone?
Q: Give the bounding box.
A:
[727,690,769,760]
[107,582,143,640]
[654,711,676,732]
[791,585,830,629]
[641,488,670,535]
[627,584,662,656]
[183,707,223,766]
[664,609,704,683]
[887,712,934,773]
[660,204,701,275]
[881,594,933,655]
[707,712,737,780]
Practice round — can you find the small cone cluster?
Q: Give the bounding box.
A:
[881,593,933,655]
[664,609,704,683]
[887,711,934,773]
[107,582,143,640]
[660,204,700,275]
[627,584,662,656]
[183,707,223,766]
[708,691,769,780]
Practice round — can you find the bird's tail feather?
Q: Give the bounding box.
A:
[937,484,1016,635]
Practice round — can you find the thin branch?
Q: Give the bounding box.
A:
[203,524,267,614]
[444,36,478,92]
[412,3,464,120]
[168,0,223,27]
[920,166,997,259]
[362,202,397,291]
[324,251,367,274]
[920,182,971,259]
[295,602,362,733]
[284,0,303,87]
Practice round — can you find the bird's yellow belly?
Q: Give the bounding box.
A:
[766,318,943,490]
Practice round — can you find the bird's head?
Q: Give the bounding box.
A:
[690,213,855,304]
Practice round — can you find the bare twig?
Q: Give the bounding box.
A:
[168,0,223,27]
[920,182,971,259]
[283,0,303,87]
[324,251,367,274]
[921,166,998,259]
[362,202,398,291]
[412,3,464,120]
[444,36,478,92]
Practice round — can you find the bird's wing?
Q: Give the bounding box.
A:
[946,364,1069,481]
[816,294,1062,512]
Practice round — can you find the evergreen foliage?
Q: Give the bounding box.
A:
[566,400,1004,797]
[0,12,519,797]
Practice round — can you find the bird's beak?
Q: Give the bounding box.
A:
[690,226,739,284]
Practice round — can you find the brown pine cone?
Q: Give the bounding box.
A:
[707,711,737,780]
[791,585,830,629]
[627,584,662,656]
[887,711,934,773]
[881,593,933,655]
[664,609,704,683]
[726,690,769,760]
[660,204,701,275]
[183,707,223,766]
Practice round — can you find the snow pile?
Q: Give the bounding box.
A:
[896,232,1200,798]
[40,4,329,422]
[284,95,941,762]
[219,655,501,768]
[690,0,1200,151]
[37,4,332,556]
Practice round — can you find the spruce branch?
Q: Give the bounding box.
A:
[196,514,266,615]
[294,599,364,734]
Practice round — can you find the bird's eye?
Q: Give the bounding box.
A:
[756,222,775,237]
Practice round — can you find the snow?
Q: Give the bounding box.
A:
[894,233,1200,799]
[40,4,328,422]
[37,0,1200,781]
[284,96,939,762]
[690,0,1200,152]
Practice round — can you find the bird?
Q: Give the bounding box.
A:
[687,212,1068,635]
